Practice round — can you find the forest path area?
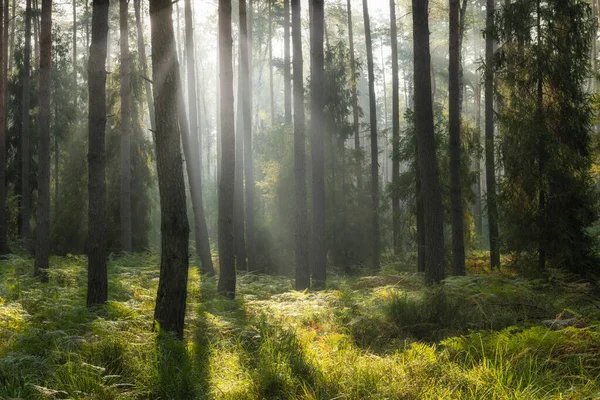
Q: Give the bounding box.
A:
[0,253,599,399]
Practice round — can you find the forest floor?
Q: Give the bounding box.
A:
[1,253,600,399]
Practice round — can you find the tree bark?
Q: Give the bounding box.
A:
[412,0,445,284]
[485,0,500,269]
[8,0,12,71]
[21,0,32,246]
[310,0,326,288]
[149,0,191,338]
[362,0,380,271]
[134,0,155,131]
[217,0,236,298]
[72,0,77,93]
[234,56,247,271]
[34,0,51,281]
[119,0,132,252]
[449,0,465,275]
[184,0,215,276]
[292,0,308,290]
[268,0,274,123]
[347,0,361,191]
[87,0,109,307]
[283,0,291,124]
[390,0,400,254]
[473,81,482,236]
[0,0,6,255]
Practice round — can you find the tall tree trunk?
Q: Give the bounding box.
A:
[268,0,274,123]
[449,0,465,275]
[413,0,445,285]
[21,0,32,246]
[184,0,215,276]
[283,0,291,124]
[390,0,400,254]
[240,0,257,273]
[149,0,190,338]
[87,0,109,307]
[33,0,39,62]
[485,0,500,268]
[362,0,380,271]
[234,58,247,271]
[119,0,132,252]
[292,0,308,290]
[473,80,482,236]
[310,0,326,288]
[8,0,12,71]
[217,0,236,298]
[34,0,51,281]
[0,0,6,255]
[134,0,155,131]
[536,0,545,272]
[347,0,361,190]
[72,0,77,89]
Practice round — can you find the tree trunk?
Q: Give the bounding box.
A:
[292,0,308,289]
[119,0,132,252]
[310,0,326,288]
[8,0,12,71]
[134,0,155,131]
[184,0,215,276]
[0,0,6,255]
[234,58,247,271]
[21,0,32,246]
[412,0,445,285]
[347,0,361,191]
[34,0,51,281]
[87,0,109,307]
[33,0,39,62]
[362,0,380,271]
[485,0,500,269]
[217,0,236,298]
[449,0,465,275]
[473,81,482,237]
[149,0,191,338]
[283,0,291,124]
[390,0,400,254]
[268,0,274,123]
[72,0,77,92]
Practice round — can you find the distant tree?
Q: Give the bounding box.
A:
[311,0,326,288]
[119,0,132,252]
[87,0,109,307]
[448,0,465,275]
[346,0,361,190]
[390,0,401,255]
[412,0,445,284]
[283,0,291,124]
[217,0,236,298]
[133,0,155,131]
[33,0,51,282]
[21,0,32,245]
[362,0,380,271]
[149,0,191,337]
[292,0,309,290]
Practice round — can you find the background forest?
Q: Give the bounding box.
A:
[1,0,600,398]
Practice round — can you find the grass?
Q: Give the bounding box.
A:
[0,252,599,399]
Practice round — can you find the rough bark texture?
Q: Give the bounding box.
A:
[390,0,400,255]
[184,0,215,276]
[0,0,6,255]
[362,0,380,272]
[217,0,236,298]
[87,0,109,307]
[119,0,132,252]
[21,0,32,245]
[310,0,326,288]
[485,0,500,268]
[34,0,51,281]
[283,0,291,124]
[292,0,309,290]
[134,0,155,131]
[149,0,191,338]
[449,0,465,275]
[412,0,445,285]
[347,0,361,190]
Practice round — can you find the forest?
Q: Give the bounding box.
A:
[1,0,600,397]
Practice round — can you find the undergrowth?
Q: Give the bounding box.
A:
[0,252,599,399]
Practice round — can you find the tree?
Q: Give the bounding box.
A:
[119,0,132,252]
[134,0,155,131]
[346,0,361,190]
[184,0,215,276]
[87,0,109,307]
[0,0,6,255]
[217,0,236,298]
[412,0,445,284]
[485,0,500,269]
[292,0,308,290]
[33,0,51,281]
[449,0,465,275]
[311,0,326,288]
[390,0,400,255]
[21,0,32,244]
[283,0,291,124]
[149,0,191,338]
[362,0,380,271]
